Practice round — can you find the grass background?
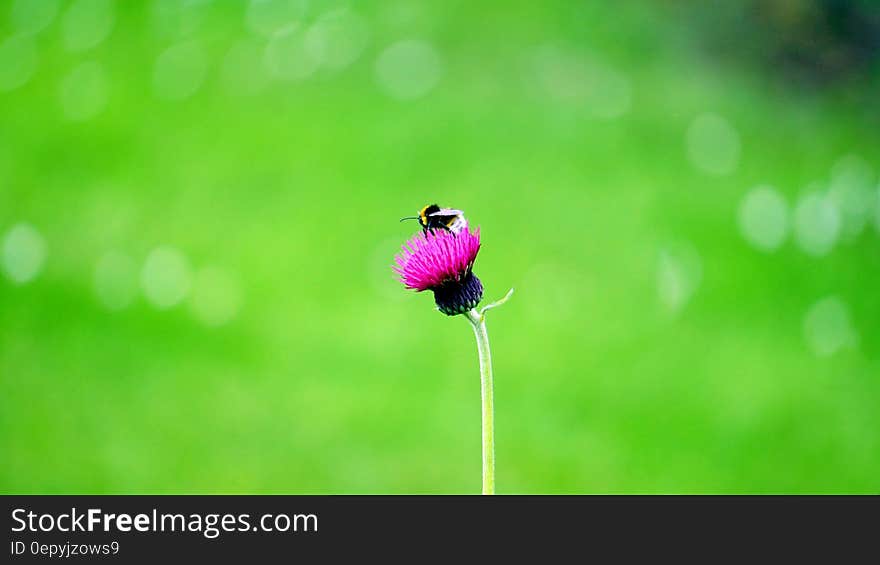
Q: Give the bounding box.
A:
[1,0,879,493]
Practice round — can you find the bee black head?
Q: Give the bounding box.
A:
[418,204,441,229]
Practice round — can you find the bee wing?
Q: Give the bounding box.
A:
[446,215,468,233]
[427,208,465,217]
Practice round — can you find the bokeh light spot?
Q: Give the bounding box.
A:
[2,222,47,284]
[375,39,443,101]
[304,9,370,72]
[153,42,208,101]
[586,66,631,120]
[151,0,209,37]
[11,0,60,36]
[141,246,192,309]
[0,35,38,92]
[59,61,109,121]
[94,251,138,311]
[738,185,789,252]
[657,242,702,314]
[803,296,858,357]
[793,190,840,257]
[527,45,632,119]
[190,266,243,327]
[246,0,307,37]
[828,154,875,240]
[875,184,880,235]
[61,0,115,53]
[264,24,321,81]
[686,113,741,176]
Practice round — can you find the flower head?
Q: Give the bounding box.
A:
[393,227,483,315]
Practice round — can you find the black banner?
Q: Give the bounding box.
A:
[1,496,875,562]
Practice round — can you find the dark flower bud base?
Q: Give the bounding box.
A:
[433,272,483,316]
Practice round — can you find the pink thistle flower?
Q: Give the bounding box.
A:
[393,227,484,315]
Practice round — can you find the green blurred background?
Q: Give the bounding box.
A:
[1,0,879,493]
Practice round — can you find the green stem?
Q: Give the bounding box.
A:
[465,308,495,495]
[461,289,512,495]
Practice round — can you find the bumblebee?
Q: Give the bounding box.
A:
[400,204,468,234]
